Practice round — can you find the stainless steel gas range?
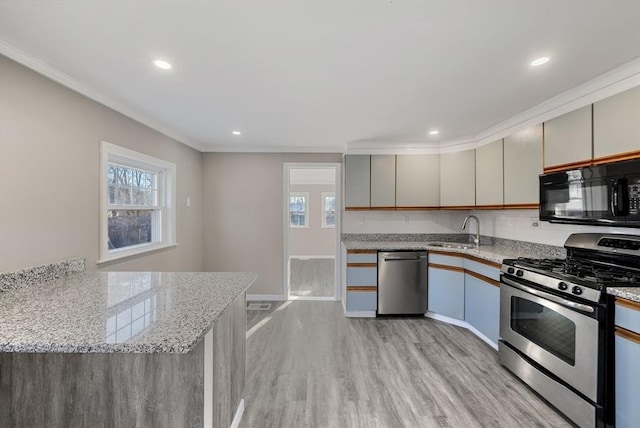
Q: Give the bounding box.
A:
[499,233,640,428]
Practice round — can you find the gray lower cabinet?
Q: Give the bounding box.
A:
[440,150,476,207]
[464,273,500,345]
[370,155,396,208]
[344,155,370,208]
[428,254,464,320]
[503,124,543,206]
[395,154,440,208]
[0,294,247,428]
[475,139,504,206]
[544,105,592,169]
[594,85,640,160]
[346,250,377,312]
[614,299,640,428]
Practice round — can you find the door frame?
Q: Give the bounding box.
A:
[283,163,341,301]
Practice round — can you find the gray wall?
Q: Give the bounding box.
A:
[202,153,341,296]
[290,184,336,257]
[0,55,204,272]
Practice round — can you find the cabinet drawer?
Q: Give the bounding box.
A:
[616,299,640,334]
[429,254,463,267]
[346,252,377,264]
[347,267,377,286]
[346,291,377,311]
[463,259,500,282]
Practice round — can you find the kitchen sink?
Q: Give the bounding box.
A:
[427,242,478,250]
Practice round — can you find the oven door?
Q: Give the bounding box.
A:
[500,276,600,402]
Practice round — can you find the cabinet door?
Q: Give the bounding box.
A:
[440,150,475,207]
[464,273,499,345]
[544,105,592,169]
[475,140,504,206]
[428,266,464,320]
[504,125,543,206]
[396,154,440,208]
[344,155,370,208]
[593,86,640,160]
[615,331,640,428]
[370,155,396,208]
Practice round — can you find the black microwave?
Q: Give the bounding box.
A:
[539,158,640,227]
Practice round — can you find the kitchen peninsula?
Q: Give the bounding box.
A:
[0,264,256,428]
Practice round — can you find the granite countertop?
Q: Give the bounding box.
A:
[607,287,640,303]
[343,241,552,265]
[0,271,257,354]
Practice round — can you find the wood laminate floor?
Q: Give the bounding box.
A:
[242,301,573,428]
[289,258,335,297]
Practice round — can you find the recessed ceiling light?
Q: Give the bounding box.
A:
[429,130,439,135]
[232,131,242,135]
[153,59,172,70]
[530,57,550,67]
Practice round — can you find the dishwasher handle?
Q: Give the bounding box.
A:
[382,255,427,261]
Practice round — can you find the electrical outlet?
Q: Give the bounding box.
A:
[402,215,409,223]
[186,197,191,207]
[530,217,539,228]
[358,215,364,225]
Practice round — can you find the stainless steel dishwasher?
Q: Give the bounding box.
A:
[377,251,428,315]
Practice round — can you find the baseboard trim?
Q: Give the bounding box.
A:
[247,294,286,301]
[230,399,244,428]
[344,310,377,318]
[425,312,498,351]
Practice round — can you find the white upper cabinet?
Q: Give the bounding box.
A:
[440,150,475,207]
[504,125,543,206]
[370,155,396,208]
[475,139,504,206]
[395,154,440,208]
[544,105,592,169]
[593,85,640,160]
[344,155,370,208]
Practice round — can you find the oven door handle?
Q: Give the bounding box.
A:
[502,277,595,314]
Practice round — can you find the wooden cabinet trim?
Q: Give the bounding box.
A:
[429,263,465,273]
[474,204,505,210]
[395,206,441,210]
[465,270,500,288]
[429,250,464,257]
[616,297,640,311]
[345,206,372,211]
[430,250,501,269]
[593,149,640,165]
[502,203,540,209]
[347,286,377,292]
[615,326,640,344]
[347,249,377,254]
[439,205,477,210]
[543,159,594,173]
[347,263,377,268]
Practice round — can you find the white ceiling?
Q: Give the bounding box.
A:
[1,1,639,153]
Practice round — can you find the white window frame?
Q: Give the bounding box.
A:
[99,142,177,264]
[289,192,309,228]
[321,192,336,228]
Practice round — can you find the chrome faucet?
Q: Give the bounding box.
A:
[461,215,480,248]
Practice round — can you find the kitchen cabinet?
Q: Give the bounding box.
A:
[503,125,543,206]
[440,150,475,207]
[370,155,396,208]
[614,298,640,428]
[428,253,464,320]
[475,139,504,207]
[346,250,377,313]
[544,105,592,171]
[593,85,640,162]
[395,154,440,208]
[464,271,500,345]
[344,155,371,209]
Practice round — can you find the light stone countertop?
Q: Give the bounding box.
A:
[0,271,257,354]
[607,287,640,303]
[343,241,549,265]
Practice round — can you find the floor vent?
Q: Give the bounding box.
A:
[247,303,272,311]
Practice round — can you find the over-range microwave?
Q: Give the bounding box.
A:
[539,158,640,227]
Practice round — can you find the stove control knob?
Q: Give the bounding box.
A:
[507,267,515,274]
[572,286,583,295]
[558,282,568,291]
[516,270,524,277]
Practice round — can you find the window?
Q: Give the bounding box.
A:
[289,192,309,227]
[100,142,176,263]
[322,192,336,227]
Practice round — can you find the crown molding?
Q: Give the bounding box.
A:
[0,38,207,152]
[201,143,346,153]
[347,56,640,155]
